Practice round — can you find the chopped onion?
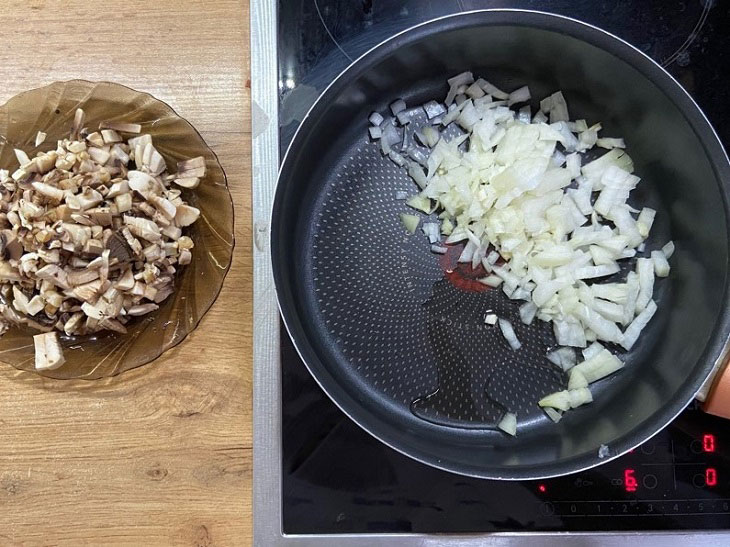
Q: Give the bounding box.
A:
[651,250,671,277]
[544,407,563,423]
[497,412,517,436]
[635,257,654,313]
[621,299,657,350]
[431,244,448,254]
[539,390,571,411]
[508,85,531,106]
[368,126,382,140]
[582,341,605,360]
[573,349,624,383]
[662,240,675,259]
[546,347,576,371]
[636,207,656,238]
[498,318,521,350]
[476,78,509,100]
[423,100,446,119]
[400,213,419,234]
[519,301,538,324]
[421,222,440,244]
[479,275,503,288]
[568,369,588,389]
[597,137,626,149]
[390,99,406,115]
[484,313,498,325]
[369,112,384,126]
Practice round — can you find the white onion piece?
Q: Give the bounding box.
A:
[400,214,419,234]
[573,349,624,383]
[421,222,440,244]
[574,263,620,280]
[538,390,571,411]
[568,387,593,408]
[662,240,675,259]
[574,304,624,344]
[546,347,576,370]
[651,250,671,277]
[390,99,406,115]
[597,137,626,149]
[497,412,517,436]
[568,369,588,390]
[553,318,586,348]
[544,407,563,423]
[484,313,498,325]
[465,81,486,99]
[621,299,657,350]
[508,85,531,106]
[582,341,605,360]
[368,126,382,139]
[635,257,655,313]
[476,78,509,100]
[423,100,446,119]
[479,275,503,287]
[519,301,538,325]
[636,207,656,238]
[499,318,521,350]
[369,112,384,126]
[431,244,448,254]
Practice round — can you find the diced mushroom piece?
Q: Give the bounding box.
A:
[81,301,106,320]
[126,303,159,316]
[149,195,176,219]
[173,177,200,189]
[114,192,133,213]
[0,231,24,261]
[36,264,70,289]
[11,286,30,314]
[86,207,113,226]
[127,170,161,199]
[106,180,129,198]
[114,268,135,290]
[63,312,85,335]
[100,129,122,144]
[174,204,200,227]
[67,268,100,286]
[72,279,103,302]
[15,148,32,167]
[20,200,44,219]
[71,108,86,140]
[26,295,45,316]
[99,318,127,333]
[59,223,91,248]
[35,131,47,147]
[127,134,152,150]
[178,248,192,265]
[37,248,60,264]
[123,215,161,242]
[99,121,142,134]
[88,147,111,165]
[66,187,103,211]
[86,132,105,147]
[110,144,130,165]
[120,227,143,255]
[32,181,65,202]
[66,141,87,154]
[33,331,65,371]
[35,152,57,174]
[176,156,205,173]
[161,225,182,240]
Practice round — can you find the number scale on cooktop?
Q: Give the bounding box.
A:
[277,0,730,535]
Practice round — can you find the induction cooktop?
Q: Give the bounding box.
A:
[252,1,730,545]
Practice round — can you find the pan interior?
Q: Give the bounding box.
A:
[273,13,730,478]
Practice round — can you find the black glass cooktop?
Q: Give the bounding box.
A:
[277,0,730,535]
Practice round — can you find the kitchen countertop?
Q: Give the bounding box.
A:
[0,0,251,544]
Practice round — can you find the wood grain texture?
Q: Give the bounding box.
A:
[0,0,252,545]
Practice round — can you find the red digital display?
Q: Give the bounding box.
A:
[706,468,717,487]
[538,484,546,493]
[703,434,716,453]
[624,469,638,492]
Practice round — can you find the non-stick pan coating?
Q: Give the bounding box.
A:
[272,10,730,479]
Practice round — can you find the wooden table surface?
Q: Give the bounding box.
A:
[0,1,252,545]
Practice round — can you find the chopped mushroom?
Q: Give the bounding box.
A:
[33,331,65,371]
[0,108,204,369]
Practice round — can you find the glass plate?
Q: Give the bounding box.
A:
[0,80,234,379]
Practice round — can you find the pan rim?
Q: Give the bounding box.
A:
[270,8,730,480]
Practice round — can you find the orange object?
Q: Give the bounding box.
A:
[703,359,730,419]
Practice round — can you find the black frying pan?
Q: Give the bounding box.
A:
[271,10,730,479]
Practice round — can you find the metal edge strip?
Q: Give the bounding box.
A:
[251,3,730,543]
[251,0,283,545]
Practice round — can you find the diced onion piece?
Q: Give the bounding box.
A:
[484,313,498,325]
[476,78,508,100]
[479,275,503,288]
[390,99,406,115]
[498,318,521,350]
[621,300,658,350]
[636,207,656,238]
[574,263,620,280]
[369,112,384,126]
[497,412,517,436]
[651,250,671,277]
[568,369,588,390]
[582,341,605,360]
[544,407,563,423]
[553,319,587,348]
[539,390,571,411]
[568,387,593,408]
[421,222,441,244]
[423,101,446,119]
[406,194,431,214]
[508,85,531,106]
[368,126,382,139]
[662,240,675,259]
[546,347,576,371]
[635,257,655,313]
[430,244,448,254]
[519,301,538,325]
[400,213,419,234]
[573,349,624,383]
[596,137,626,149]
